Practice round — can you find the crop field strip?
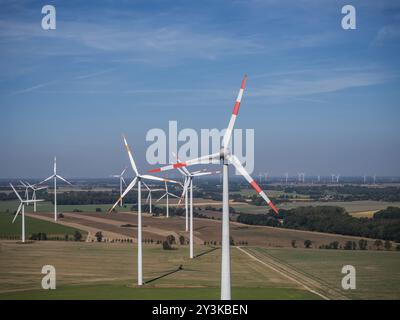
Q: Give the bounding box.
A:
[242,247,349,300]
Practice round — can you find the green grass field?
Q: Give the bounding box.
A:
[0,241,318,300]
[0,213,86,238]
[248,247,400,300]
[0,200,136,214]
[0,285,316,300]
[0,241,398,300]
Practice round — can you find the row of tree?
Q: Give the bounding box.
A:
[237,206,400,243]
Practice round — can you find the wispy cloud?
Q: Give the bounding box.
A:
[74,68,114,80]
[250,67,396,99]
[9,80,58,96]
[372,24,400,46]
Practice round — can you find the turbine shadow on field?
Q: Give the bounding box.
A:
[194,246,219,258]
[144,266,183,284]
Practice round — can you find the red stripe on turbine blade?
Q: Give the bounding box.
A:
[241,75,248,89]
[173,162,187,169]
[232,101,241,115]
[148,168,161,173]
[268,201,279,214]
[250,180,262,194]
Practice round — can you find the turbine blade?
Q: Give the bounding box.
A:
[19,180,27,187]
[148,152,220,173]
[39,175,54,185]
[178,178,191,205]
[140,174,179,184]
[56,175,72,185]
[10,183,22,202]
[156,193,167,202]
[142,181,151,191]
[228,154,278,214]
[192,171,213,177]
[168,193,180,199]
[122,135,139,176]
[222,75,248,152]
[109,177,137,213]
[12,203,22,224]
[121,176,127,187]
[146,192,151,204]
[25,199,44,203]
[172,151,191,175]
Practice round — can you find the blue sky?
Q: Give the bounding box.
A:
[0,0,399,178]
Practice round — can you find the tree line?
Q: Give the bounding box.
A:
[237,206,400,242]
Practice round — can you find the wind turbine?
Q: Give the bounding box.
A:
[19,181,30,204]
[143,183,163,214]
[108,135,178,286]
[39,157,72,222]
[178,168,219,259]
[24,182,47,213]
[336,174,340,183]
[285,172,289,184]
[111,168,127,206]
[148,75,279,300]
[156,181,180,218]
[173,151,219,257]
[10,184,43,243]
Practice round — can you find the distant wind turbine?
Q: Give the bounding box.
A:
[109,135,178,286]
[10,183,43,243]
[39,157,72,222]
[156,181,180,218]
[23,182,47,213]
[111,168,127,206]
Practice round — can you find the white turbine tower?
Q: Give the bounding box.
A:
[109,135,178,286]
[10,184,43,243]
[111,168,127,206]
[148,75,279,300]
[39,157,72,222]
[156,181,180,218]
[285,172,288,184]
[23,182,47,213]
[175,163,219,258]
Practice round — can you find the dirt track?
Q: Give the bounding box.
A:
[237,247,349,300]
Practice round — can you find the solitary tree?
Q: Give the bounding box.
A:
[358,239,368,250]
[291,240,297,248]
[166,235,176,245]
[384,240,392,251]
[74,231,82,242]
[374,239,383,250]
[304,240,312,248]
[162,241,172,250]
[95,231,103,242]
